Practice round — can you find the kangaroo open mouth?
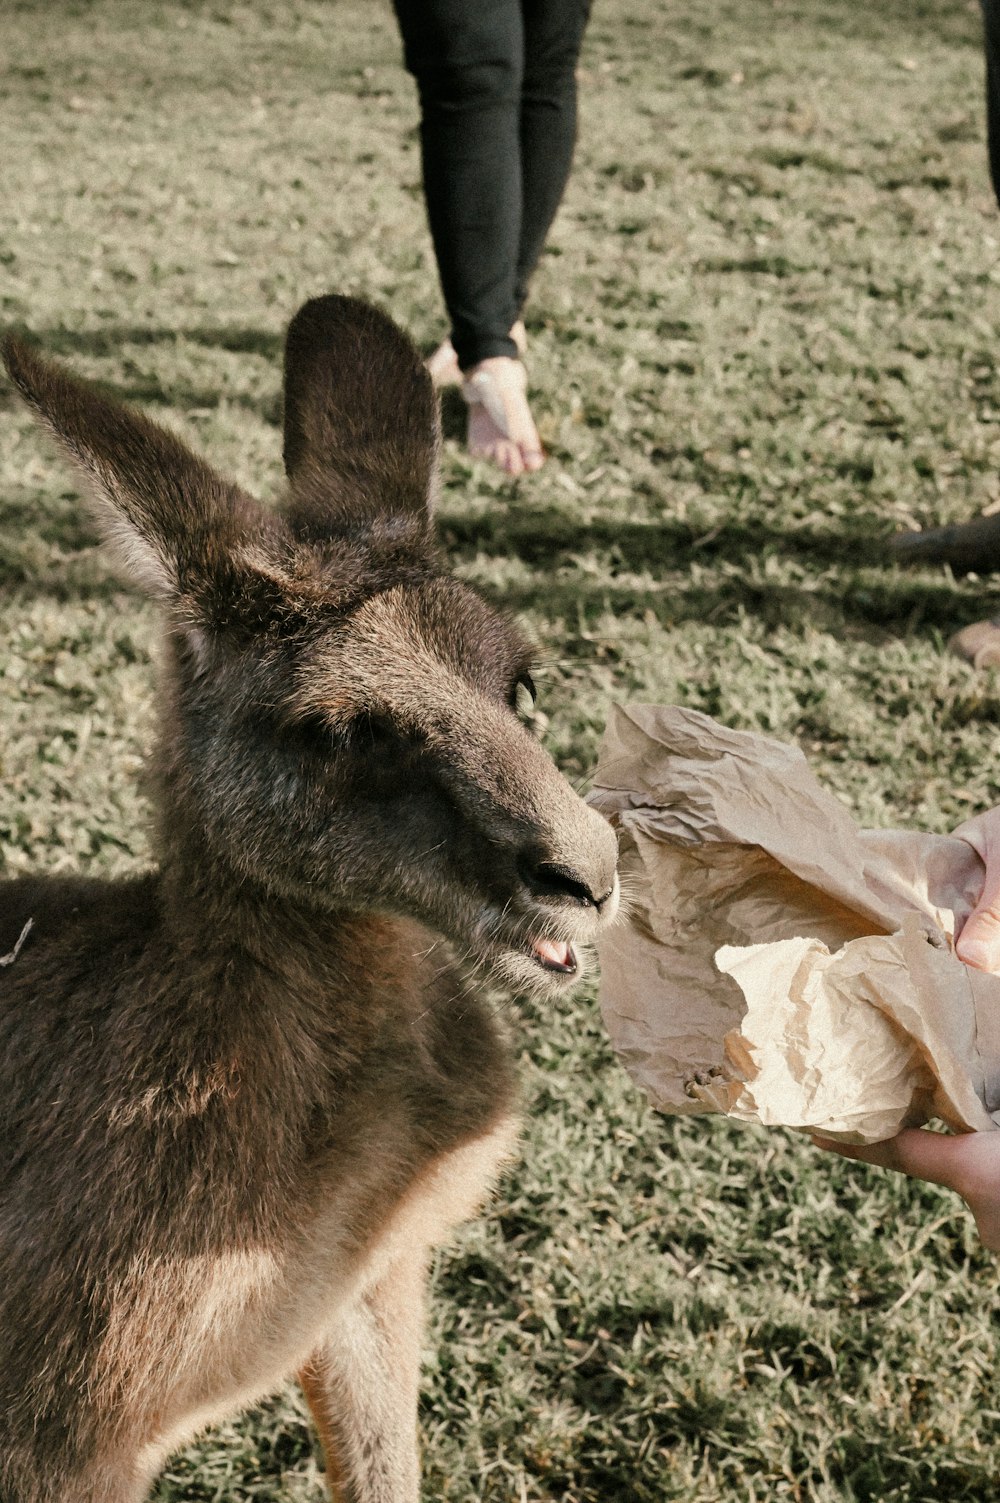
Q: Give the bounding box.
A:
[529,937,578,975]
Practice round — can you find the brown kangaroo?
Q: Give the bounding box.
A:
[0,296,620,1503]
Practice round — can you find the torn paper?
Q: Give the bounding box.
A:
[589,704,1000,1143]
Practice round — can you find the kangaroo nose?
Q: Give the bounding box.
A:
[518,855,615,910]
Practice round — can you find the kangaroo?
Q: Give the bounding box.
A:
[0,296,620,1503]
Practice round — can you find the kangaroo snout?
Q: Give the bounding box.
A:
[517,853,615,911]
[513,832,621,983]
[433,699,621,989]
[515,799,620,915]
[511,742,621,917]
[475,772,620,992]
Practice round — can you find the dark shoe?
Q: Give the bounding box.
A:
[891,513,1000,575]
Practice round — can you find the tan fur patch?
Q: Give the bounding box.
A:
[112,1116,519,1465]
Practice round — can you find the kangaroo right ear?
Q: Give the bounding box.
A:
[3,335,285,608]
[281,295,439,542]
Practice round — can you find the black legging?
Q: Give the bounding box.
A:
[392,0,592,370]
[985,0,1000,203]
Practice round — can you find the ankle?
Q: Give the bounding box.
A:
[463,356,527,387]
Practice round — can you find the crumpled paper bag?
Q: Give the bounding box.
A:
[588,704,1000,1143]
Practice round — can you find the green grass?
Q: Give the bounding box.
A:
[4,0,1000,1498]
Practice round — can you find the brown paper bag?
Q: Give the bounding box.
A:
[589,704,1000,1143]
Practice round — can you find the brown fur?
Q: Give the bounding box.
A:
[0,296,619,1503]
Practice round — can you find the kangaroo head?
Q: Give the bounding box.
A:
[2,296,619,995]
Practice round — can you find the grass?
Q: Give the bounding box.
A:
[3,0,1000,1498]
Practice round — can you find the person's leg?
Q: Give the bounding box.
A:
[425,319,526,390]
[391,0,550,473]
[516,0,593,310]
[983,0,1000,203]
[392,0,523,369]
[892,1,1000,588]
[456,0,592,472]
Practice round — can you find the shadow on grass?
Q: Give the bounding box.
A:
[437,504,892,573]
[5,544,993,648]
[806,0,981,47]
[2,505,997,642]
[5,459,996,642]
[546,1396,996,1503]
[492,568,1000,640]
[0,324,285,422]
[654,0,983,50]
[18,324,284,362]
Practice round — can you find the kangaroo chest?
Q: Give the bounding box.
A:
[133,1109,519,1466]
[109,980,519,1462]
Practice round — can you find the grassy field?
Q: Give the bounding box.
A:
[3,1,1000,1498]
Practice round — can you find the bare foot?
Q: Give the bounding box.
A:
[950,617,1000,669]
[462,356,544,477]
[426,338,462,389]
[426,322,528,391]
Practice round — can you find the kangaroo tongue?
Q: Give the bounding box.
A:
[532,938,577,974]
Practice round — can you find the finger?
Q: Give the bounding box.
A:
[971,1200,1000,1251]
[956,876,1000,972]
[953,811,1000,969]
[875,1128,976,1187]
[812,1135,896,1168]
[931,1133,1000,1249]
[813,1129,965,1188]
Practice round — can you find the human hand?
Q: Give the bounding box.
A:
[953,805,1000,972]
[813,807,1000,1250]
[814,1129,1000,1250]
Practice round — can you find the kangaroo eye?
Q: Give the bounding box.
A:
[512,673,536,719]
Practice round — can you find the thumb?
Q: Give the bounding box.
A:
[953,808,1000,972]
[956,872,1000,972]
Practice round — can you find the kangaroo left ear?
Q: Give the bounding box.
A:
[3,334,290,619]
[281,295,440,543]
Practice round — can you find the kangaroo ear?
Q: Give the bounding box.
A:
[3,335,285,609]
[281,294,439,542]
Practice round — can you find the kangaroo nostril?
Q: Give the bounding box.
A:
[518,856,605,908]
